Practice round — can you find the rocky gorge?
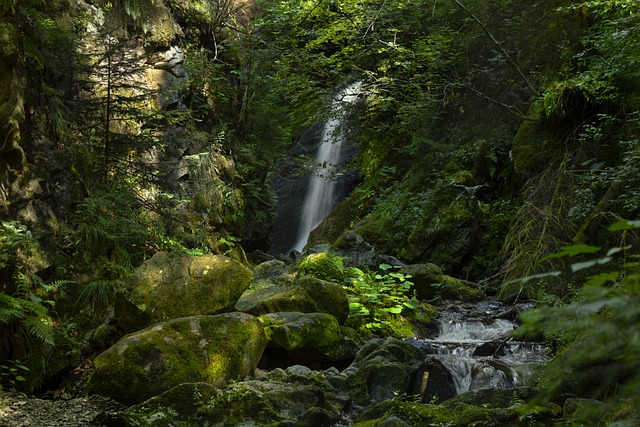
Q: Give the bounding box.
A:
[1,237,585,426]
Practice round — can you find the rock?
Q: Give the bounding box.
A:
[253,258,289,283]
[98,382,218,426]
[236,275,349,325]
[443,386,538,408]
[260,312,358,364]
[298,251,345,282]
[473,340,506,357]
[115,251,253,333]
[400,263,484,301]
[86,313,266,405]
[332,231,383,268]
[412,357,457,403]
[344,338,425,405]
[201,378,346,427]
[355,387,562,427]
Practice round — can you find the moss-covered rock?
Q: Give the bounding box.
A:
[354,390,562,427]
[260,312,358,364]
[115,251,253,333]
[297,251,345,282]
[86,313,266,405]
[201,379,345,427]
[343,338,425,405]
[236,275,349,325]
[99,382,218,426]
[400,263,484,301]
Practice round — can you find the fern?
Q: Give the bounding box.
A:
[22,317,54,346]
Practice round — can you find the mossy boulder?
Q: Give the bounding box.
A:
[201,379,345,427]
[236,275,349,324]
[354,388,562,427]
[260,312,358,364]
[115,251,253,333]
[99,382,218,426]
[400,263,484,301]
[86,313,266,405]
[297,251,345,282]
[343,338,426,405]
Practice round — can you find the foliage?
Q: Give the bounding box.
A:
[0,359,29,390]
[0,221,70,391]
[514,220,640,425]
[343,263,419,335]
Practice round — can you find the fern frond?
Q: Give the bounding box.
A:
[22,316,54,345]
[40,280,74,293]
[0,294,25,323]
[18,299,50,318]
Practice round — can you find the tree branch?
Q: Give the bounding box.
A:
[451,0,538,96]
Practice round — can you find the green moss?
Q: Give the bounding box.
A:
[86,313,266,405]
[297,252,345,282]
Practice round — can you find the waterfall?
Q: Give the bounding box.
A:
[290,82,361,253]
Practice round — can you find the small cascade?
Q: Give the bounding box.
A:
[417,301,547,395]
[290,82,362,253]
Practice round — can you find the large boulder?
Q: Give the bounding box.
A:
[236,275,349,325]
[343,338,427,405]
[115,251,253,333]
[86,313,266,405]
[204,381,340,427]
[260,312,358,364]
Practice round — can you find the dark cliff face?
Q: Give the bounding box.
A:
[268,122,359,255]
[268,124,322,255]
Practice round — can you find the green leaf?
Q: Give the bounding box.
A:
[543,244,601,260]
[379,263,393,270]
[608,220,640,231]
[584,272,619,287]
[571,257,612,273]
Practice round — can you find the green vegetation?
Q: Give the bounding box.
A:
[514,220,640,425]
[1,0,640,424]
[343,263,420,336]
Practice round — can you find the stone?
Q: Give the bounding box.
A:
[412,357,457,404]
[98,382,218,426]
[115,251,253,333]
[260,312,358,364]
[201,379,346,427]
[85,313,266,405]
[344,338,426,405]
[236,275,349,325]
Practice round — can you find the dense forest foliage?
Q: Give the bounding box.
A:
[1,0,639,424]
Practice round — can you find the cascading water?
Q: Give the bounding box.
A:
[414,301,547,396]
[290,82,362,253]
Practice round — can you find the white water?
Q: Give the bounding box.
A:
[291,82,362,253]
[419,302,547,395]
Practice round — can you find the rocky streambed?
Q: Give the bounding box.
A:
[1,300,559,427]
[0,248,591,426]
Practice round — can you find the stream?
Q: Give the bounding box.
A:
[413,301,547,396]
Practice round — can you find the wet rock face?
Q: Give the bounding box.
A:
[85,313,267,405]
[115,251,253,333]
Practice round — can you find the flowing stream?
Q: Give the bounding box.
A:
[415,301,547,395]
[291,82,362,253]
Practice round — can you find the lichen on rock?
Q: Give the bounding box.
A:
[85,312,266,405]
[115,251,253,333]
